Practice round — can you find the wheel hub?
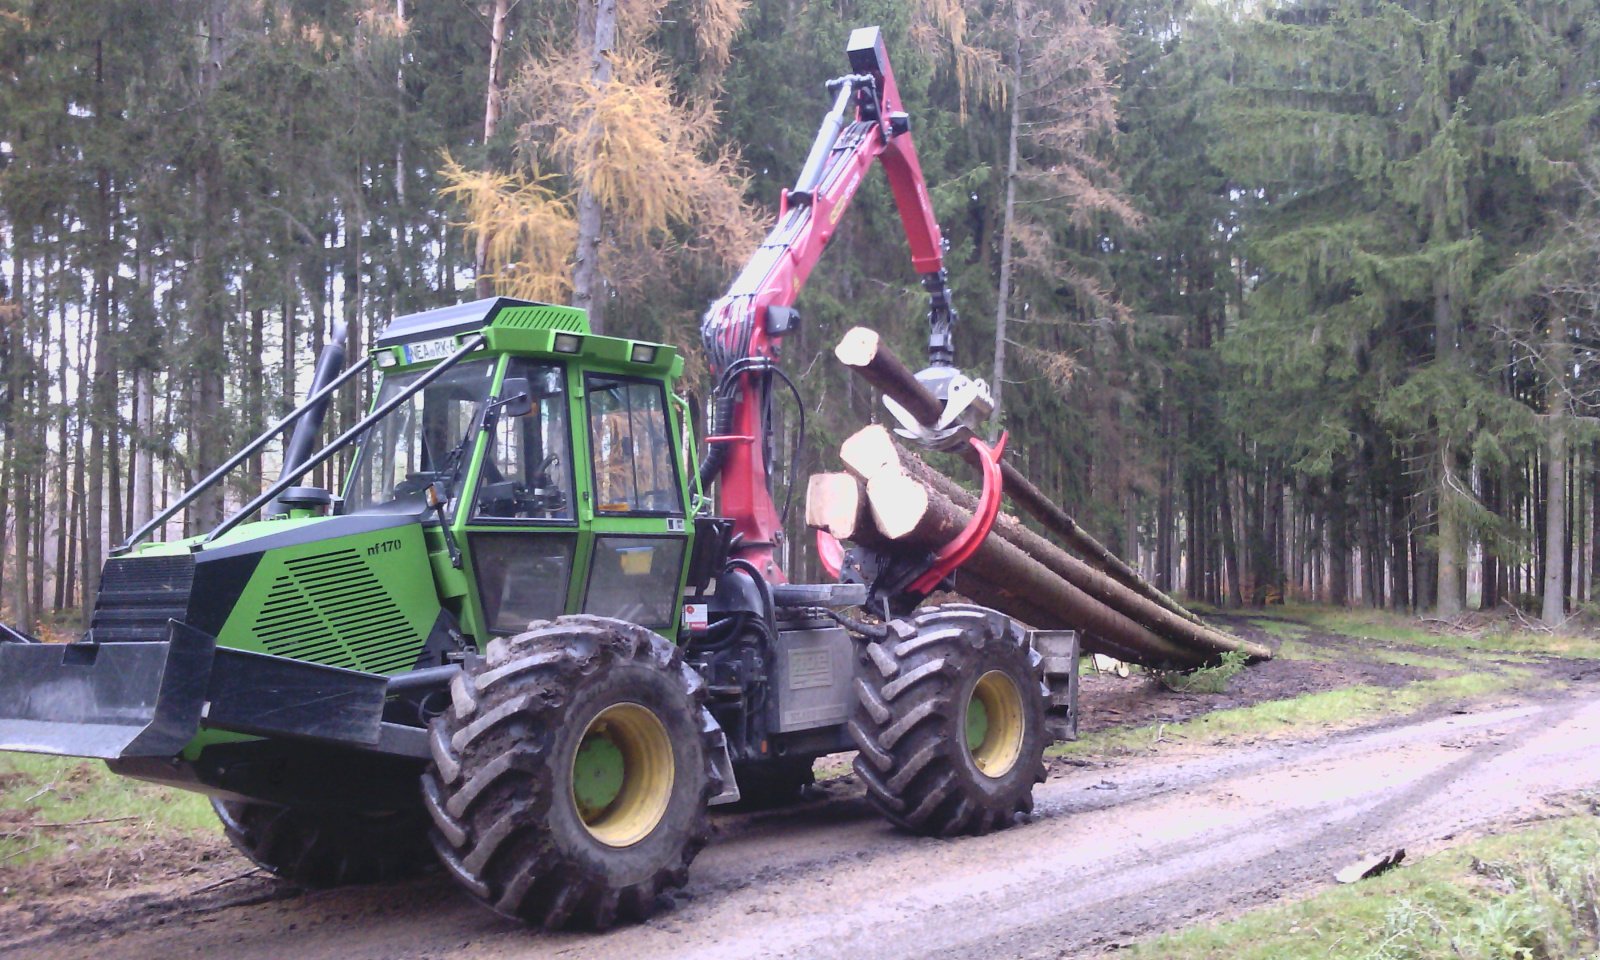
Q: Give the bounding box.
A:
[966,671,1025,778]
[571,702,675,847]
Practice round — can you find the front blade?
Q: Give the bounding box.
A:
[0,622,213,759]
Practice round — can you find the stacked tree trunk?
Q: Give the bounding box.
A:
[813,328,1270,670]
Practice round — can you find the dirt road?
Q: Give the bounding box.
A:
[7,680,1600,960]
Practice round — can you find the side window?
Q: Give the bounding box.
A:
[586,377,682,515]
[474,362,574,521]
[583,536,685,629]
[470,532,575,634]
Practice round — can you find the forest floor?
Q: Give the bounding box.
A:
[2,605,1600,958]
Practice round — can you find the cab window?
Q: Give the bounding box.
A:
[473,361,574,521]
[585,376,682,515]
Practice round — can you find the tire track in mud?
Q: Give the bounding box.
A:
[6,682,1600,960]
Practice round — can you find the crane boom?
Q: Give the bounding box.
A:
[698,26,959,579]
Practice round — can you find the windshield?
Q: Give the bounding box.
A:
[343,359,495,513]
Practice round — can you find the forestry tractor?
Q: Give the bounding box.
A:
[0,28,1082,929]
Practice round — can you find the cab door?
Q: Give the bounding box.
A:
[576,373,690,635]
[461,359,581,637]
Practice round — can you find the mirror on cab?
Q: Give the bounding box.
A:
[498,377,536,418]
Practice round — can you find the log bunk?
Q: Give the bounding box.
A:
[809,327,1270,671]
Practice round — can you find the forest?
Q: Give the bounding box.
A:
[2,0,1598,634]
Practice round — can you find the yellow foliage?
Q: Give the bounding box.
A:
[518,48,757,265]
[909,0,1004,118]
[691,0,750,79]
[1010,341,1080,391]
[437,153,579,302]
[444,0,756,305]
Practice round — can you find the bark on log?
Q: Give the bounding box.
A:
[856,465,1211,668]
[847,426,1266,661]
[834,327,1203,628]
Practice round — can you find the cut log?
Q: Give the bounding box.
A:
[834,330,1204,628]
[857,429,1265,660]
[804,472,875,542]
[845,424,1268,664]
[857,469,1209,668]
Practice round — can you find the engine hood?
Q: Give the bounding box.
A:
[96,513,440,676]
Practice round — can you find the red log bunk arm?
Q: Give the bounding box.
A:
[698,26,959,580]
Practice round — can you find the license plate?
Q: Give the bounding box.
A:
[403,336,461,365]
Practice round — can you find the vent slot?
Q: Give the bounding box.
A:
[251,549,419,674]
[90,556,196,642]
[495,304,591,334]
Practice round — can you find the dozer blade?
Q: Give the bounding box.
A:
[0,622,215,760]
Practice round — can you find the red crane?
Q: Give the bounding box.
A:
[697,26,965,583]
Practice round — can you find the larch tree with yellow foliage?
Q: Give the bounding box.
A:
[441,0,756,335]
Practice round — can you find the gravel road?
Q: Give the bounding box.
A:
[7,680,1600,960]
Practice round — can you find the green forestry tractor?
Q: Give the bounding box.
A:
[0,27,1076,930]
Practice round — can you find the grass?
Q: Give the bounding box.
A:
[1125,806,1600,959]
[1053,671,1523,757]
[0,753,215,868]
[1286,605,1600,661]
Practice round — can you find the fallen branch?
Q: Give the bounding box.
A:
[28,816,138,829]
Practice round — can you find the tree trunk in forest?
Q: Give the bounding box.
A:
[571,0,616,333]
[990,4,1022,435]
[83,40,116,613]
[52,312,69,611]
[474,0,510,299]
[190,0,231,536]
[1218,460,1242,607]
[1542,326,1571,626]
[1591,441,1600,603]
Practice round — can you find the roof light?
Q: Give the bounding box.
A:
[630,343,657,365]
[376,350,398,368]
[554,333,583,354]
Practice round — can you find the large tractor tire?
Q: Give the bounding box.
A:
[211,798,433,887]
[849,603,1049,836]
[422,615,720,930]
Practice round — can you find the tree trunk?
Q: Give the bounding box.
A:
[474,0,511,299]
[1542,330,1571,625]
[571,0,616,333]
[989,4,1022,435]
[190,0,231,535]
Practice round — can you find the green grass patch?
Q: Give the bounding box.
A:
[0,754,215,866]
[1287,605,1600,661]
[1242,617,1313,641]
[1126,810,1600,959]
[1053,671,1520,757]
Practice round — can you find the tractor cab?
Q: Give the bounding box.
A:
[353,297,696,644]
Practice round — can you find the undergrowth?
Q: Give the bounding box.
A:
[1128,809,1600,959]
[1155,650,1250,694]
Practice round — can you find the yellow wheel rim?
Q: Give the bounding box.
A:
[967,671,1025,778]
[570,703,675,847]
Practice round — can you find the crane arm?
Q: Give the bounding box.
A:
[698,26,959,579]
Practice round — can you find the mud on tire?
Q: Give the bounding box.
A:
[421,615,721,930]
[849,603,1049,836]
[211,798,433,888]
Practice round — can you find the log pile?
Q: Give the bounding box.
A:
[813,327,1270,670]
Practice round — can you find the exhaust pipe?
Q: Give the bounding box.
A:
[268,322,348,515]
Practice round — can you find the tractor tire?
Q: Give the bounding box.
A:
[422,615,720,930]
[849,603,1049,836]
[211,798,433,887]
